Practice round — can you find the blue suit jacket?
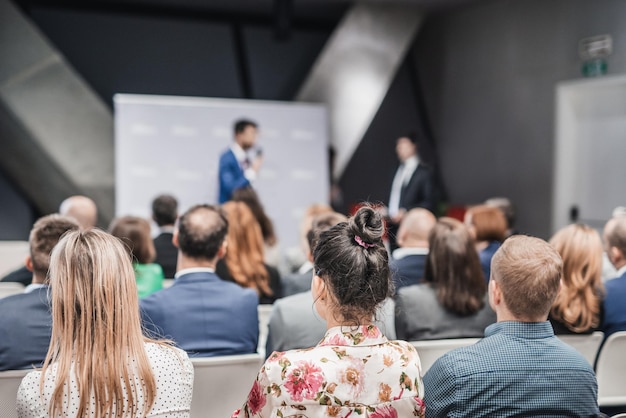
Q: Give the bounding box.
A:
[602,270,626,338]
[390,254,427,291]
[218,148,249,203]
[140,271,259,357]
[0,286,52,371]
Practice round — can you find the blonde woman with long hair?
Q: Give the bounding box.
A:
[17,229,193,417]
[549,223,605,334]
[216,201,281,304]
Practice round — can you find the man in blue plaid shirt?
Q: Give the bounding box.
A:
[424,235,599,417]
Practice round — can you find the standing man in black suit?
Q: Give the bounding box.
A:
[151,194,178,278]
[0,214,80,371]
[386,134,434,250]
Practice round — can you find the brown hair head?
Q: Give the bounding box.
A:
[549,224,604,332]
[424,217,486,316]
[491,235,562,321]
[465,205,507,242]
[108,216,156,264]
[222,201,272,296]
[231,187,277,246]
[313,205,392,325]
[29,214,80,280]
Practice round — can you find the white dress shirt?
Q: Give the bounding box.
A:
[388,156,419,217]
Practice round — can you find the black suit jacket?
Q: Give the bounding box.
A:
[398,164,434,213]
[0,286,52,371]
[1,265,32,286]
[390,253,427,292]
[153,232,177,279]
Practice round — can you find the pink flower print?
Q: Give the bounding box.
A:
[370,405,398,418]
[283,361,324,402]
[267,351,286,363]
[323,333,348,346]
[414,397,426,416]
[246,380,267,414]
[362,325,381,339]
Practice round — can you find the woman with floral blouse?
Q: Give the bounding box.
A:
[233,206,426,418]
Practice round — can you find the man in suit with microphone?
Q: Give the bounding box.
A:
[218,119,263,203]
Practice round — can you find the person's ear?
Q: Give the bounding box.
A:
[489,278,501,309]
[312,274,326,300]
[217,240,228,258]
[25,255,34,273]
[610,246,623,265]
[172,229,179,248]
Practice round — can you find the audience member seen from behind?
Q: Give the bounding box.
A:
[284,203,334,275]
[1,195,97,286]
[390,208,436,291]
[549,223,604,334]
[151,194,178,278]
[141,204,259,357]
[0,215,79,371]
[109,216,164,298]
[234,206,425,418]
[395,217,495,341]
[424,235,599,416]
[231,187,280,269]
[484,196,516,238]
[601,215,626,337]
[464,204,507,281]
[17,229,193,417]
[216,201,281,304]
[266,212,353,355]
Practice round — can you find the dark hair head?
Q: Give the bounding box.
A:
[231,187,276,246]
[108,216,156,264]
[424,217,486,316]
[152,194,178,227]
[29,214,81,279]
[234,119,257,135]
[177,205,228,260]
[313,205,391,325]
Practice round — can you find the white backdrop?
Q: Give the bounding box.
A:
[114,94,329,268]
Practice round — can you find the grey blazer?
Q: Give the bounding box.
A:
[395,284,496,341]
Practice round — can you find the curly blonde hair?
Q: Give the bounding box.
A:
[549,224,604,333]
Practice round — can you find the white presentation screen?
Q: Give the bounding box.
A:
[114,94,329,267]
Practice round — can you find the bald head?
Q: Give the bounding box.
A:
[176,204,228,262]
[604,215,626,270]
[59,195,97,229]
[397,208,436,248]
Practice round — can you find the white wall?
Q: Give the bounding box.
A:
[114,94,329,267]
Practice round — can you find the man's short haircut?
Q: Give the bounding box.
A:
[234,119,258,135]
[606,216,626,258]
[491,235,562,321]
[152,194,178,227]
[30,214,80,278]
[177,204,228,260]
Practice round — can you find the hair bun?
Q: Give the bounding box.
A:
[350,206,384,244]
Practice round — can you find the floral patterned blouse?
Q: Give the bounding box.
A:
[233,325,425,418]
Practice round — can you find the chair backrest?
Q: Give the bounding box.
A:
[257,304,273,357]
[596,331,626,407]
[0,369,31,418]
[557,331,604,366]
[0,282,25,300]
[190,353,263,418]
[0,241,29,278]
[411,338,480,373]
